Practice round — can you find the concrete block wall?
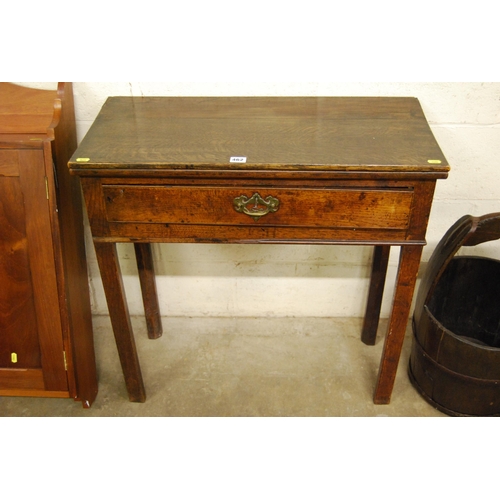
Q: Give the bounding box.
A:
[21,82,500,319]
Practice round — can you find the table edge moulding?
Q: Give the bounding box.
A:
[68,95,449,405]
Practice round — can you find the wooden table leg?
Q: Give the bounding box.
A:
[94,242,146,402]
[134,243,163,339]
[373,245,423,404]
[361,245,390,345]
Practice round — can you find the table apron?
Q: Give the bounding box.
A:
[81,178,438,244]
[98,223,419,245]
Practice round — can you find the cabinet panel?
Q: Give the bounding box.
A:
[0,173,40,368]
[0,150,19,176]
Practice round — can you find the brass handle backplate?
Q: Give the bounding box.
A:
[233,192,280,221]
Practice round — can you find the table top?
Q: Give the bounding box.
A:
[69,96,449,175]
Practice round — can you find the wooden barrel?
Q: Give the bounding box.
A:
[409,213,500,416]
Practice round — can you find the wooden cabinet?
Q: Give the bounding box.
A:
[0,83,97,407]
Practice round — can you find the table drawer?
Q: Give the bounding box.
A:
[103,185,413,230]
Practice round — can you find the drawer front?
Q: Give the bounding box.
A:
[103,185,413,230]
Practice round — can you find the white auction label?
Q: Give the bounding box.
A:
[230,156,247,163]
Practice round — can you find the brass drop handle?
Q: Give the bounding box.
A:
[233,192,280,221]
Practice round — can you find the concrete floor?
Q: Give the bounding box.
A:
[0,316,445,417]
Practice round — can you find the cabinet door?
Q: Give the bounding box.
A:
[0,148,68,395]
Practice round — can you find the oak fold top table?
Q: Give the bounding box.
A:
[69,96,449,405]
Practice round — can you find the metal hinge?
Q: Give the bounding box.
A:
[45,176,49,200]
[63,351,68,371]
